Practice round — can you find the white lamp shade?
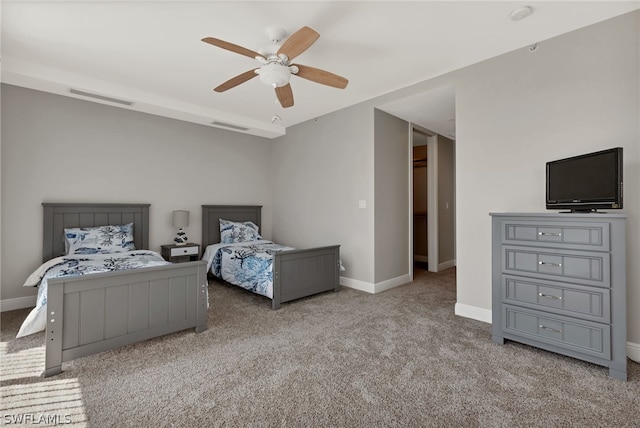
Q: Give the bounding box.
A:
[172,210,190,228]
[257,63,291,88]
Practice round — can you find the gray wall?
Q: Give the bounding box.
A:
[1,85,273,303]
[374,109,410,283]
[452,10,638,341]
[271,104,375,285]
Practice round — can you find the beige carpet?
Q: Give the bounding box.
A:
[1,267,638,427]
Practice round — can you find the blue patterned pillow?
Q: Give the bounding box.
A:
[219,219,262,244]
[65,223,136,255]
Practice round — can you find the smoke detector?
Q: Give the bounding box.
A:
[509,6,533,21]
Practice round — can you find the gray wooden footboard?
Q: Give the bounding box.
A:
[272,245,341,309]
[44,260,207,377]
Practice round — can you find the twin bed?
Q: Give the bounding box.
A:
[20,202,340,377]
[29,203,208,377]
[201,205,341,310]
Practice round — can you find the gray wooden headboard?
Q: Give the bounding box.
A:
[42,203,150,262]
[201,205,262,248]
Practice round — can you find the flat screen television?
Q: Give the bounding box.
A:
[546,147,623,212]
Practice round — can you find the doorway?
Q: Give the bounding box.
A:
[410,126,455,276]
[375,84,456,279]
[413,132,429,271]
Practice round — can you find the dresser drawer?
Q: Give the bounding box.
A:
[170,246,199,257]
[501,220,609,251]
[502,246,610,288]
[503,305,611,359]
[502,275,610,323]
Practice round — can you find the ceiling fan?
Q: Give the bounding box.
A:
[202,26,348,108]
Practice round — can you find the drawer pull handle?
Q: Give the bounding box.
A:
[538,261,562,267]
[538,292,562,300]
[538,232,562,237]
[539,325,562,334]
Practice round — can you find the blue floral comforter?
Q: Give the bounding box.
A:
[17,251,169,338]
[202,240,294,299]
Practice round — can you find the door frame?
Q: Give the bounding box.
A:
[409,125,439,278]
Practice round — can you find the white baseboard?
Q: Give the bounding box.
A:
[374,274,411,293]
[340,276,375,293]
[438,259,456,271]
[454,303,492,324]
[627,341,640,363]
[340,274,411,294]
[1,295,36,312]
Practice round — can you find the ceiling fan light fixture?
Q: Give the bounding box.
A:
[203,25,348,108]
[257,63,291,88]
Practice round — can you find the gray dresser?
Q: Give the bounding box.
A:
[490,213,627,381]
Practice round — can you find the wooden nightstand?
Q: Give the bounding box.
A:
[161,243,200,263]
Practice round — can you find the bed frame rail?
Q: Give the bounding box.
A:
[45,261,207,377]
[273,245,341,309]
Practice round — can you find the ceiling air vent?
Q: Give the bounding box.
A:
[211,121,250,131]
[69,89,133,106]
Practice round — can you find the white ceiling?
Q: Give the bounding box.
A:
[2,1,638,139]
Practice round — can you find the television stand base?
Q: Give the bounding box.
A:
[559,209,602,213]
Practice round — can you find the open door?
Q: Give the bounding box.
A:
[413,143,428,269]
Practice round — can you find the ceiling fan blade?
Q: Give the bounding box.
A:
[293,64,348,89]
[277,26,320,61]
[214,69,258,92]
[202,37,263,60]
[275,84,294,108]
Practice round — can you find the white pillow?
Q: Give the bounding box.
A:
[65,223,135,255]
[219,219,262,244]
